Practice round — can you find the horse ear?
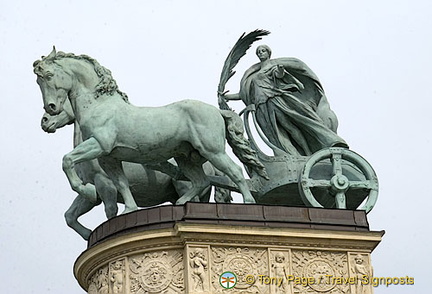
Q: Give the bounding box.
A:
[46,46,57,61]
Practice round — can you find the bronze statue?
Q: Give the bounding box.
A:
[34,48,268,215]
[221,44,348,156]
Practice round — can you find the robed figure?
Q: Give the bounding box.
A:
[222,45,348,156]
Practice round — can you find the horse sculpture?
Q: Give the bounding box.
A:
[34,48,267,215]
[41,99,229,240]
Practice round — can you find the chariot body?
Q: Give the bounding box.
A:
[210,108,378,213]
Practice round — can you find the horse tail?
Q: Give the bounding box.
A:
[219,110,269,180]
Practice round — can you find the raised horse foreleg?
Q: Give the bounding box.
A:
[62,137,105,203]
[64,166,118,240]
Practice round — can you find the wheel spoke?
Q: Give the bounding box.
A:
[331,152,343,176]
[349,180,378,191]
[302,179,331,189]
[335,192,346,209]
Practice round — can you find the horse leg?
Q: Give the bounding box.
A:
[206,153,256,203]
[213,168,232,203]
[198,162,215,203]
[64,194,101,240]
[62,137,105,203]
[98,157,138,214]
[202,162,231,203]
[174,156,210,205]
[146,161,185,180]
[172,179,211,203]
[94,173,118,219]
[198,185,211,202]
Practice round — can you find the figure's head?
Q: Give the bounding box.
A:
[190,248,204,259]
[256,45,272,62]
[275,252,285,263]
[355,255,364,265]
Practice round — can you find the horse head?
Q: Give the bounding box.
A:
[41,98,75,133]
[34,47,74,115]
[34,48,129,117]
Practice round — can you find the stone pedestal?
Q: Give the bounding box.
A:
[74,203,383,294]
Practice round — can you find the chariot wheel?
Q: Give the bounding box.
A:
[299,147,378,213]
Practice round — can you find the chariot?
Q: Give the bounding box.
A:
[213,30,378,213]
[210,106,378,213]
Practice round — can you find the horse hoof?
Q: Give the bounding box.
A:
[82,230,92,241]
[175,197,188,205]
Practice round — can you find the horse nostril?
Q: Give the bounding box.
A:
[42,117,48,123]
[49,103,56,111]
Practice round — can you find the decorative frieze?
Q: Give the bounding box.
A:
[75,221,382,294]
[129,250,184,293]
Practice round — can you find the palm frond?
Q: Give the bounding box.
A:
[218,29,270,110]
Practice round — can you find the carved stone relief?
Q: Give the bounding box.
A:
[348,253,373,294]
[109,259,126,294]
[269,249,292,294]
[88,265,109,294]
[186,245,211,293]
[84,247,374,294]
[291,250,349,294]
[211,246,269,293]
[129,250,184,293]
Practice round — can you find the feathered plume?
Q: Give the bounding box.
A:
[218,29,270,110]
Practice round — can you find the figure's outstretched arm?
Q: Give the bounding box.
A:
[222,92,241,101]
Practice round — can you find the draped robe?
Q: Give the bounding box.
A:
[239,57,348,156]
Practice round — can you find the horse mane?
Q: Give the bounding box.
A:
[54,52,129,103]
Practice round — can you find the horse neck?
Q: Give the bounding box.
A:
[64,58,101,122]
[68,92,96,124]
[67,58,100,93]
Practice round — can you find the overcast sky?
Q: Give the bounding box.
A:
[1,1,431,293]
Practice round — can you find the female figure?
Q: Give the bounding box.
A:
[222,45,348,156]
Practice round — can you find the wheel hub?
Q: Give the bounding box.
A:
[330,174,349,193]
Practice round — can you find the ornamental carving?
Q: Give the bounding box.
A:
[82,247,378,294]
[348,253,373,294]
[109,259,125,294]
[187,246,210,292]
[88,265,109,294]
[211,246,268,293]
[270,249,292,294]
[129,250,184,293]
[291,250,349,293]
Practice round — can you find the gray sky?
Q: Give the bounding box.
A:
[1,0,430,293]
